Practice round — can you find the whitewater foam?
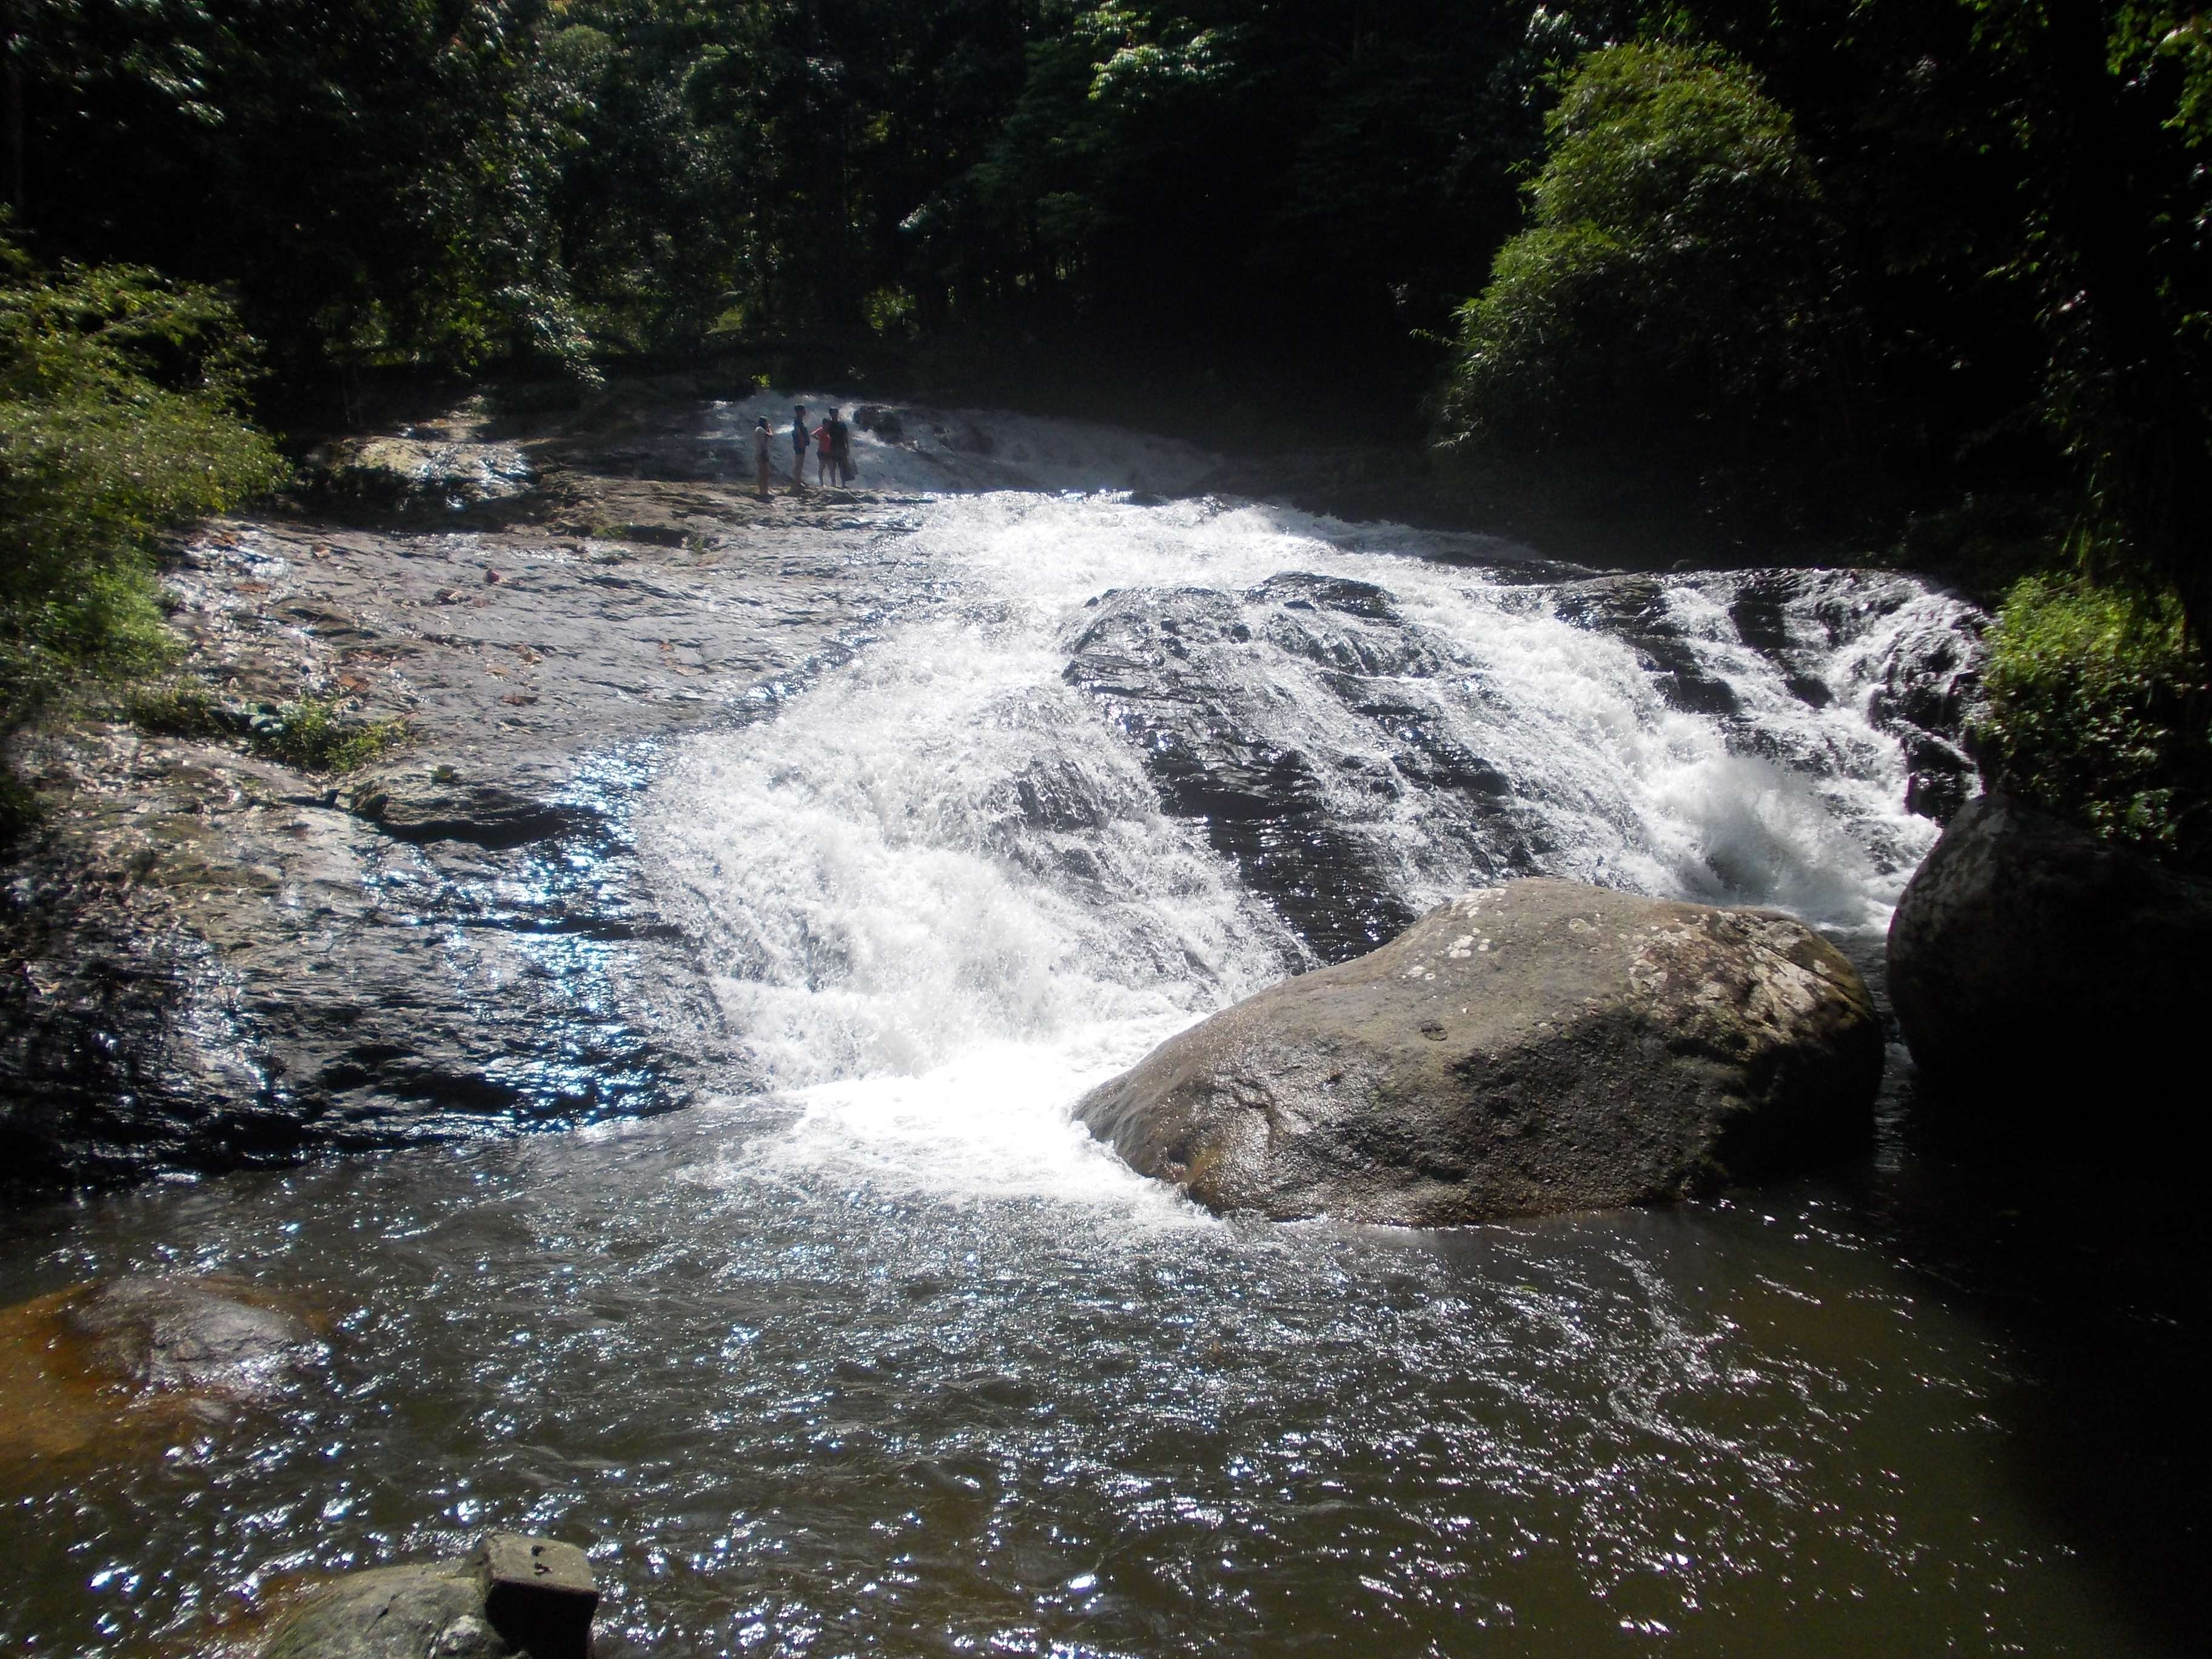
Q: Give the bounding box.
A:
[641,452,1980,1193]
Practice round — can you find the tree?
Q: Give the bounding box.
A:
[1436,41,1849,464]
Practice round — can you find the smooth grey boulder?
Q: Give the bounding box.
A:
[1078,878,1882,1224]
[1886,791,2212,1104]
[263,1534,597,1659]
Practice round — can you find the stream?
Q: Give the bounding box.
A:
[0,424,2195,1657]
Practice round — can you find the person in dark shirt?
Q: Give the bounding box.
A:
[829,409,854,484]
[789,404,809,493]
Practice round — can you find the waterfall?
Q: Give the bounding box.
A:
[640,487,1980,1198]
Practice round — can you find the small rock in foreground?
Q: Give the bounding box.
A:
[262,1533,597,1659]
[1078,879,1882,1225]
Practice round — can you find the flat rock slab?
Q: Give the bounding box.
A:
[1079,878,1882,1225]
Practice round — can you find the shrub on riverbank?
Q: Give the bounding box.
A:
[0,235,286,824]
[126,686,404,774]
[1972,577,2212,870]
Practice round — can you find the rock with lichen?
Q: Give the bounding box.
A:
[1078,877,1882,1224]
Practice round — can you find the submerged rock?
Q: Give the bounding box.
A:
[0,1276,325,1467]
[1078,879,1882,1224]
[262,1534,598,1659]
[58,1275,325,1401]
[1887,791,2212,1108]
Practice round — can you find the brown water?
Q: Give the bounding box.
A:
[0,1102,2199,1658]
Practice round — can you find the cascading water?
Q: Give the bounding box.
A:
[641,488,1977,1202]
[4,416,2171,1659]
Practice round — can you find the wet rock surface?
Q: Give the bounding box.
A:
[1062,564,1980,967]
[1554,569,1983,824]
[1078,878,1883,1225]
[261,1533,597,1659]
[1,381,925,1193]
[1064,575,1550,965]
[1887,791,2212,1110]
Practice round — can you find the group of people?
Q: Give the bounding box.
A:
[753,404,857,498]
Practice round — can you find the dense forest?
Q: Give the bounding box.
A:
[2,0,2209,860]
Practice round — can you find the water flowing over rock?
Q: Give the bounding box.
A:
[1887,791,2212,1109]
[2,387,1983,1195]
[1078,879,1883,1224]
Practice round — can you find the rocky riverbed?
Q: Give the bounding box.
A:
[0,380,987,1190]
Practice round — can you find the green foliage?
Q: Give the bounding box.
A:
[1912,0,2212,642]
[0,236,286,737]
[1438,41,1847,457]
[243,697,407,773]
[127,685,406,773]
[1973,577,2212,866]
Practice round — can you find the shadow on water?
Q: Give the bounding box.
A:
[1874,1114,2211,1658]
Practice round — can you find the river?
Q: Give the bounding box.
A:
[0,411,2193,1656]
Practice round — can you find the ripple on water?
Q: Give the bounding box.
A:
[0,1110,2156,1657]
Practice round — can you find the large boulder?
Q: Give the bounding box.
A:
[261,1534,598,1659]
[1886,791,2212,1105]
[1078,878,1882,1224]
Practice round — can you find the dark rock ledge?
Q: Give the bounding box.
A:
[1886,790,2212,1116]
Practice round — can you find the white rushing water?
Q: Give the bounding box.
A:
[642,429,1980,1205]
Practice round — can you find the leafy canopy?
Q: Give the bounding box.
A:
[1439,41,1845,455]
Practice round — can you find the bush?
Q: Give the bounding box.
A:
[0,248,286,653]
[1972,577,2212,868]
[1435,41,1846,458]
[0,232,286,802]
[127,686,404,774]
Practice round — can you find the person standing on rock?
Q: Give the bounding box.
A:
[814,412,834,485]
[830,407,855,485]
[753,416,774,500]
[789,404,809,493]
